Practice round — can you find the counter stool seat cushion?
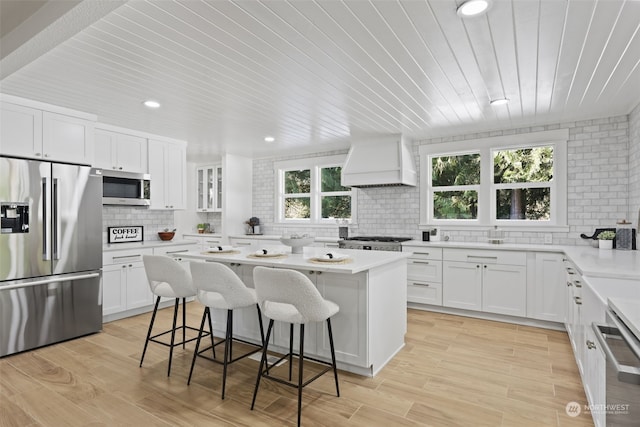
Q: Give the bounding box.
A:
[197,287,258,311]
[263,300,338,325]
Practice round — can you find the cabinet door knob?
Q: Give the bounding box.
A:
[44,154,49,158]
[35,152,41,156]
[476,265,480,268]
[118,167,123,170]
[567,281,573,287]
[128,264,132,267]
[484,265,487,268]
[122,265,126,268]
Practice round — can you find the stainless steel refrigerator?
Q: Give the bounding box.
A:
[0,157,102,357]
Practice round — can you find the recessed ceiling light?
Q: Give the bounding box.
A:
[143,100,161,109]
[264,136,275,142]
[456,0,491,17]
[490,98,509,106]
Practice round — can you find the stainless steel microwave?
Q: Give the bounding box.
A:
[100,170,151,206]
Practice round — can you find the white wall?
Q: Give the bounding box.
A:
[252,113,633,246]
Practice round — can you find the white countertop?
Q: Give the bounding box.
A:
[563,246,640,279]
[608,297,640,340]
[403,240,565,253]
[228,234,340,244]
[103,239,198,252]
[177,247,410,274]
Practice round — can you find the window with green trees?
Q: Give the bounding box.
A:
[493,147,553,221]
[276,155,355,223]
[420,129,568,227]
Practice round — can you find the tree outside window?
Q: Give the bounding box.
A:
[276,155,355,224]
[493,147,553,221]
[431,154,480,219]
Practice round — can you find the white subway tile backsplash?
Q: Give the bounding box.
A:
[250,110,638,245]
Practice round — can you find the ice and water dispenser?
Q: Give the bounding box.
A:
[0,202,29,234]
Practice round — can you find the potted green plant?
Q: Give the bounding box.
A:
[197,223,206,234]
[597,230,615,249]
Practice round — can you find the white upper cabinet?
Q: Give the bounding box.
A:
[1,100,95,165]
[94,129,147,173]
[148,139,186,210]
[196,165,222,212]
[0,103,42,158]
[42,112,94,165]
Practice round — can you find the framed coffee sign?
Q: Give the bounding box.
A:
[108,226,144,243]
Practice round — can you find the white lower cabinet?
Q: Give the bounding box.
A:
[442,261,483,310]
[102,243,197,321]
[102,248,153,316]
[442,249,526,316]
[529,252,566,322]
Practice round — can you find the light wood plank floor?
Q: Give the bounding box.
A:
[1,305,594,426]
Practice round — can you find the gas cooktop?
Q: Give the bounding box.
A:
[343,236,412,243]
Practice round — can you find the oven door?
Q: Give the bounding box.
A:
[593,311,640,426]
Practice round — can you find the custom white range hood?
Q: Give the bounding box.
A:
[341,134,417,188]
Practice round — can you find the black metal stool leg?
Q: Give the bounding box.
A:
[182,297,187,349]
[297,323,305,427]
[188,308,208,385]
[167,298,180,377]
[222,309,233,399]
[251,319,274,410]
[327,318,340,397]
[207,307,216,359]
[256,304,265,346]
[289,323,294,381]
[140,296,161,367]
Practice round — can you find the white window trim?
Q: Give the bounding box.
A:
[419,129,568,230]
[274,154,357,226]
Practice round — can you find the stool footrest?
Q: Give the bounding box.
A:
[196,338,262,365]
[149,325,206,347]
[260,352,334,389]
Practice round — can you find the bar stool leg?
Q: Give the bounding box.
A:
[289,323,294,381]
[207,308,216,359]
[256,304,265,345]
[167,298,180,377]
[297,323,305,427]
[140,296,161,367]
[188,308,208,385]
[327,319,340,397]
[222,309,233,399]
[251,319,274,410]
[182,297,187,349]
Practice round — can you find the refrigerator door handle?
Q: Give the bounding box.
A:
[0,272,101,291]
[52,178,59,260]
[42,177,51,261]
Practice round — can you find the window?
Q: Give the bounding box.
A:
[419,129,568,229]
[275,155,356,224]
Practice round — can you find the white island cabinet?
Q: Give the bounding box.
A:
[177,247,409,377]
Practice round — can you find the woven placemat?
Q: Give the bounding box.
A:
[201,250,241,255]
[247,254,288,259]
[308,258,353,265]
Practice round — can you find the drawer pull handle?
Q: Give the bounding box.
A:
[414,252,431,256]
[468,255,498,260]
[574,296,582,305]
[166,249,188,254]
[586,340,596,350]
[412,261,430,265]
[112,254,142,260]
[574,281,582,288]
[412,282,430,287]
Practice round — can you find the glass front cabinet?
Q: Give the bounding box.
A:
[196,165,222,212]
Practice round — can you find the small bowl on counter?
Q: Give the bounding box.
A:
[158,231,175,241]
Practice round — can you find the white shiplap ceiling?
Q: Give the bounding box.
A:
[1,0,639,162]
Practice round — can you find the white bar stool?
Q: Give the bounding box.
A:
[251,266,340,427]
[188,261,265,399]
[140,255,203,377]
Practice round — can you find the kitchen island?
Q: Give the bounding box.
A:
[176,247,410,377]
